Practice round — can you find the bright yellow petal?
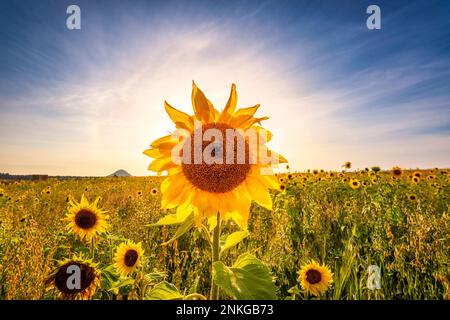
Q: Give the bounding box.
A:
[219,83,237,124]
[164,101,194,130]
[192,81,214,123]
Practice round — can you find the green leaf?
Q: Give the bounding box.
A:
[101,264,120,289]
[221,231,249,253]
[213,253,277,300]
[148,213,184,226]
[146,281,183,300]
[110,278,134,291]
[162,214,194,245]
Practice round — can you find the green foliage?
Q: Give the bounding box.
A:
[213,253,277,300]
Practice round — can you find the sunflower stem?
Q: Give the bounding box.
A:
[91,238,96,259]
[210,212,221,300]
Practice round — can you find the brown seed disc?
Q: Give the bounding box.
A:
[75,209,97,230]
[54,262,96,294]
[306,269,322,284]
[181,123,251,193]
[124,249,139,267]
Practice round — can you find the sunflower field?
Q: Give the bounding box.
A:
[0,168,448,300]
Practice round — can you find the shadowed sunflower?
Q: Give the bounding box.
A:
[114,241,144,277]
[298,261,333,297]
[64,195,108,242]
[413,171,422,178]
[144,83,287,229]
[45,255,100,300]
[392,166,403,177]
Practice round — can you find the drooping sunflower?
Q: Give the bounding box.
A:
[392,166,403,177]
[64,194,108,242]
[342,161,352,170]
[113,241,144,277]
[144,83,286,229]
[298,261,333,297]
[349,178,361,189]
[45,255,101,300]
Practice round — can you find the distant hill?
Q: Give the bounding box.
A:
[108,169,132,177]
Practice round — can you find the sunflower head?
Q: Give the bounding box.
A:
[349,178,361,189]
[150,188,159,196]
[392,166,402,177]
[143,83,286,229]
[298,261,333,297]
[409,194,418,202]
[114,241,144,277]
[45,255,100,300]
[342,161,352,169]
[412,176,420,184]
[413,171,422,178]
[64,194,108,242]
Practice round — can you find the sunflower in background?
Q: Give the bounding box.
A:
[392,166,403,178]
[298,261,333,297]
[64,194,108,242]
[349,178,361,189]
[45,255,101,300]
[144,83,286,229]
[150,187,159,196]
[342,161,352,170]
[114,241,144,277]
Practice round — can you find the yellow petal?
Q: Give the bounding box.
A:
[148,157,175,172]
[245,176,272,210]
[165,101,194,130]
[143,148,167,159]
[219,83,237,123]
[192,81,214,123]
[151,135,178,148]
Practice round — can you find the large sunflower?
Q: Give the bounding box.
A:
[113,241,144,277]
[64,195,108,242]
[45,255,101,300]
[144,83,286,229]
[298,261,333,297]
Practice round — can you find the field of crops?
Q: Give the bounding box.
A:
[0,168,448,300]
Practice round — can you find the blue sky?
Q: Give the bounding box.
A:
[0,0,449,175]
